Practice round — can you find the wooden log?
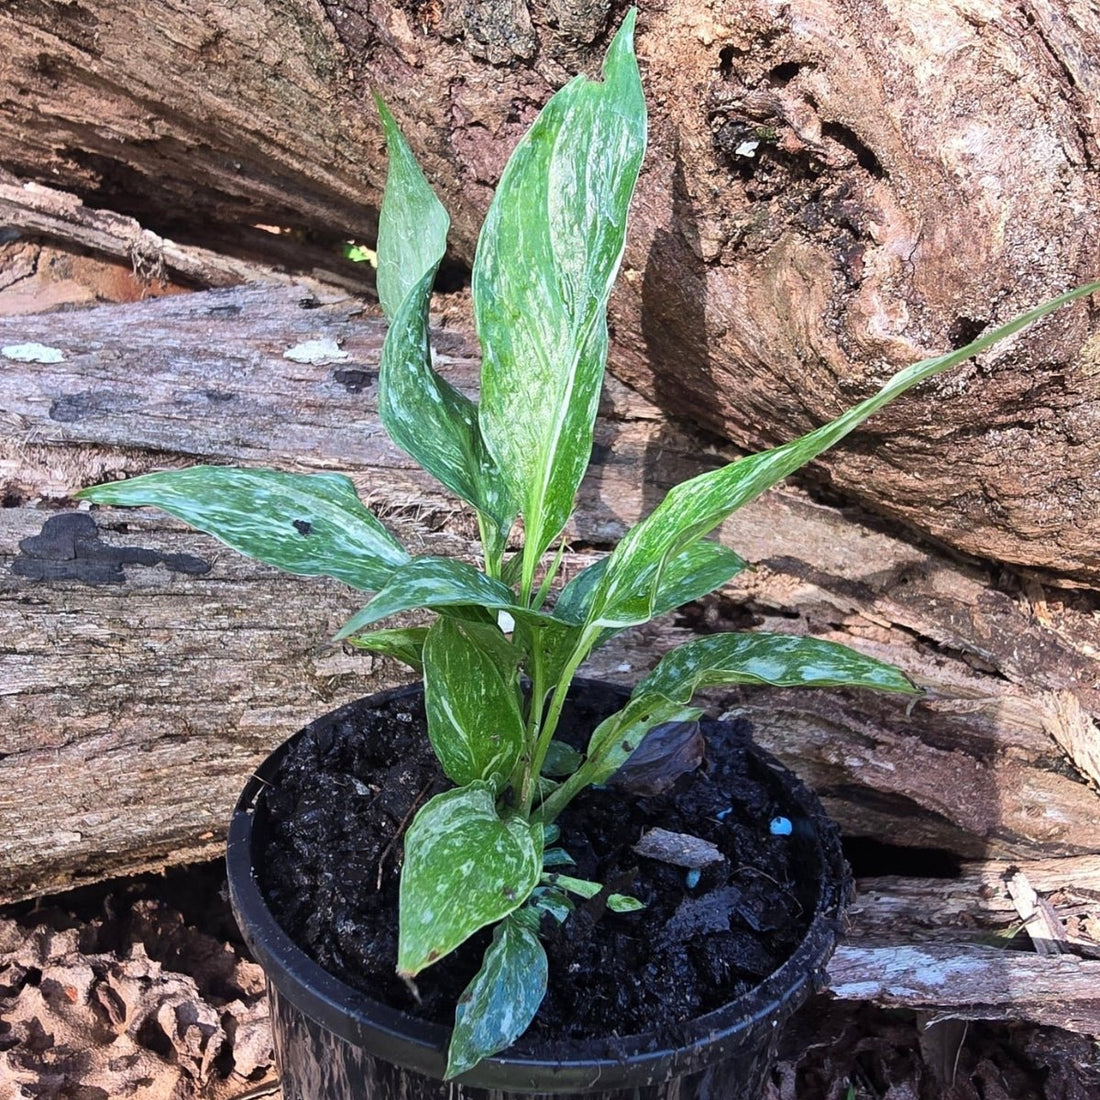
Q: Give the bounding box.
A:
[2,284,1099,903]
[1,1,1098,579]
[0,170,374,296]
[830,854,1100,1035]
[828,943,1100,1037]
[850,855,1100,952]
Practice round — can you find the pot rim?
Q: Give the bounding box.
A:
[227,681,849,1092]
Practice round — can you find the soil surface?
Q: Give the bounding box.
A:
[257,683,819,1050]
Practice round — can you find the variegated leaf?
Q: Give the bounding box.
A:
[636,632,919,700]
[444,909,547,1079]
[538,695,701,821]
[334,558,519,637]
[76,466,408,590]
[375,101,514,561]
[475,13,646,586]
[585,281,1100,630]
[398,783,542,975]
[374,96,450,322]
[424,618,524,788]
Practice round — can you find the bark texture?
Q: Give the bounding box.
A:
[3,284,1099,905]
[1,1,1098,579]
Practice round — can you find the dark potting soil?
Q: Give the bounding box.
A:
[256,682,818,1054]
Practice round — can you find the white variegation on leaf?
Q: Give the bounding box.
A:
[398,784,542,976]
[555,540,747,649]
[585,282,1100,632]
[374,97,450,323]
[335,558,520,638]
[424,618,524,788]
[375,100,514,567]
[475,12,646,592]
[444,909,548,1079]
[635,632,920,700]
[76,466,408,590]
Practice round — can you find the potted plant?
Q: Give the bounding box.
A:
[77,11,1098,1098]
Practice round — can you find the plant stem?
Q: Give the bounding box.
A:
[477,512,502,580]
[522,625,600,816]
[516,635,547,808]
[532,541,567,611]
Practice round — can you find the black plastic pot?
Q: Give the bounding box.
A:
[227,682,851,1100]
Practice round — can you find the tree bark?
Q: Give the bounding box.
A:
[2,284,1099,905]
[1,1,1098,579]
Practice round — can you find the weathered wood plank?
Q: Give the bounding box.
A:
[2,284,1099,902]
[851,856,1100,947]
[828,942,1100,1036]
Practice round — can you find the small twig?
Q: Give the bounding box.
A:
[376,782,433,890]
[228,1081,281,1100]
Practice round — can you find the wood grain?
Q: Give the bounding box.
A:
[0,1,1097,577]
[2,284,1099,903]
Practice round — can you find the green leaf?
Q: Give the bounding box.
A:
[398,783,542,976]
[424,618,524,789]
[536,692,703,823]
[557,541,746,636]
[335,557,587,640]
[553,558,609,625]
[635,632,920,702]
[76,467,408,590]
[540,740,583,778]
[541,847,575,867]
[335,558,520,637]
[475,13,646,585]
[531,886,573,923]
[607,894,645,913]
[375,101,514,561]
[586,281,1100,630]
[543,873,602,900]
[374,97,450,322]
[444,910,548,1079]
[343,626,429,671]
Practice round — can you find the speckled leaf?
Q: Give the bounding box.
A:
[607,894,645,913]
[398,784,542,976]
[542,873,601,899]
[582,696,703,788]
[555,540,747,632]
[586,281,1100,630]
[424,618,524,788]
[375,100,513,560]
[374,97,450,322]
[475,13,646,582]
[444,910,547,1079]
[76,466,408,590]
[334,558,520,637]
[636,632,919,701]
[343,626,429,671]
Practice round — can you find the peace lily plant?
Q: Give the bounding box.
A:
[78,11,1098,1079]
